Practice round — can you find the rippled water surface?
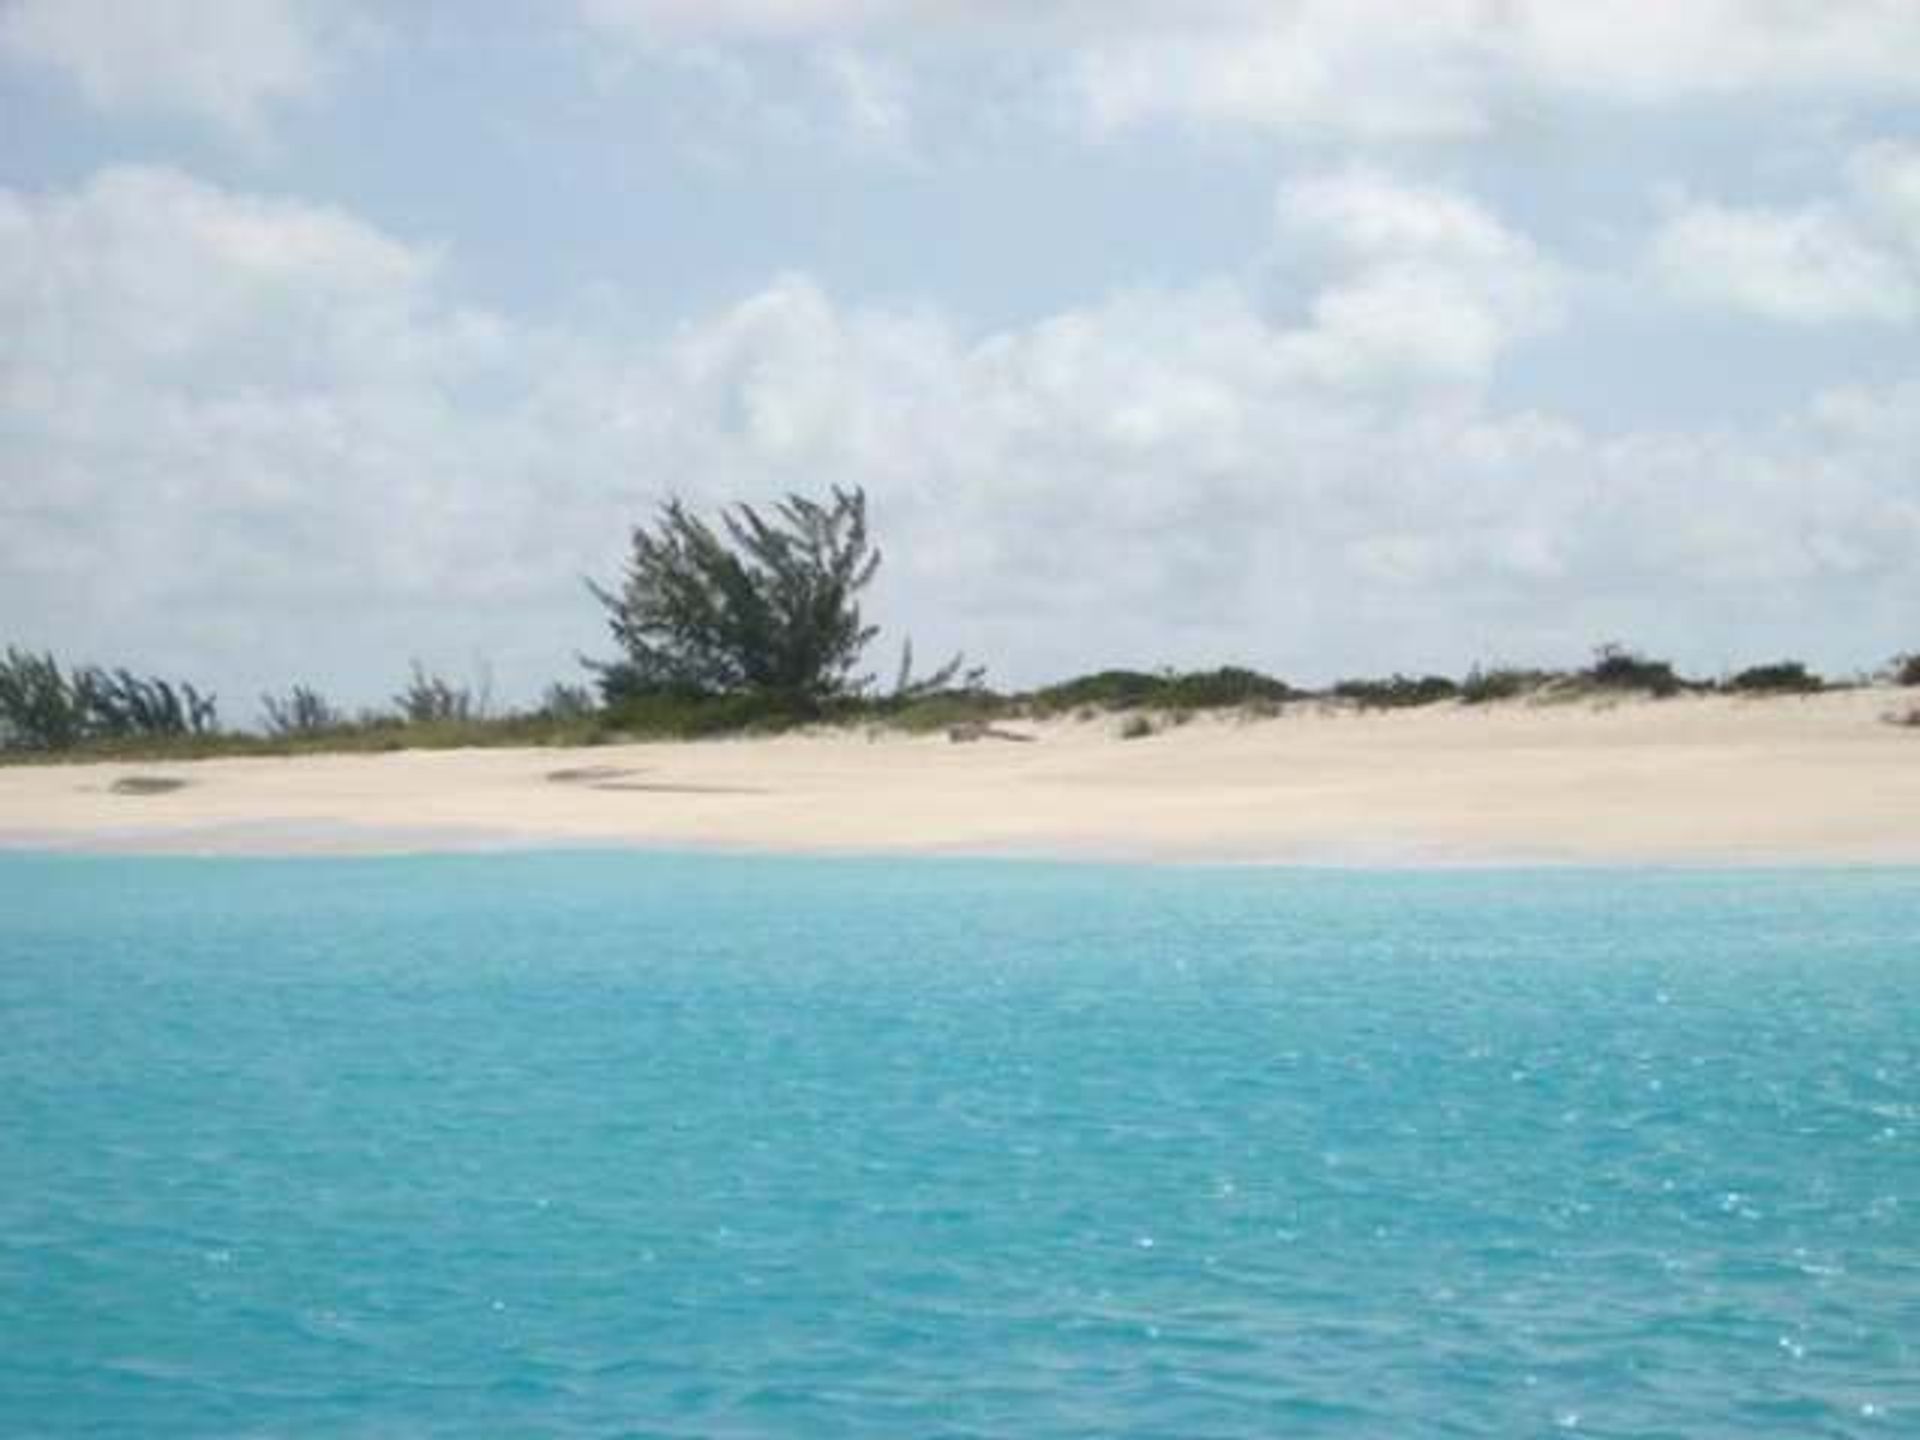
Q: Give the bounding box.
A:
[2,853,1916,1437]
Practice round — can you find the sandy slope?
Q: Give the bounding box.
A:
[2,688,1917,865]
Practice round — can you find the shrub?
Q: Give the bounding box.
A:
[537,682,598,721]
[1118,714,1155,740]
[602,689,808,739]
[0,648,218,751]
[1459,665,1556,704]
[1581,644,1684,697]
[1031,669,1166,713]
[1031,666,1291,715]
[1160,666,1293,709]
[881,691,1006,735]
[261,685,345,737]
[1332,674,1459,709]
[394,663,482,725]
[1725,661,1823,694]
[1894,653,1920,687]
[71,666,219,738]
[0,648,85,751]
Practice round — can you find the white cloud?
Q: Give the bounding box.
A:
[5,166,1917,717]
[1848,140,1920,252]
[579,1,1920,145]
[1651,141,1920,325]
[0,0,347,137]
[1652,201,1917,324]
[1272,170,1564,384]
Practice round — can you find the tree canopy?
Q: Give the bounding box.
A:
[589,487,907,709]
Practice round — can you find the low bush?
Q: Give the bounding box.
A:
[1581,644,1685,697]
[1031,666,1291,715]
[1894,653,1920,687]
[261,685,345,737]
[1118,714,1155,740]
[1030,669,1166,714]
[1160,666,1293,709]
[877,691,1006,735]
[602,689,809,739]
[1459,665,1557,705]
[1725,661,1823,694]
[395,662,484,725]
[1332,674,1459,709]
[1,647,219,751]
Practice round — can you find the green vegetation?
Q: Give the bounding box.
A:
[260,685,344,738]
[1332,674,1459,709]
[1030,666,1292,716]
[5,482,1908,765]
[1460,665,1560,705]
[0,647,218,752]
[589,486,969,717]
[1578,644,1685,698]
[1725,661,1823,694]
[394,662,485,725]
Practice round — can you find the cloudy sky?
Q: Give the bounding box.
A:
[4,1,1918,713]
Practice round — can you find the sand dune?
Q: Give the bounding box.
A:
[3,687,1917,864]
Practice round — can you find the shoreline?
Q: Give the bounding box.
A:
[3,688,1917,867]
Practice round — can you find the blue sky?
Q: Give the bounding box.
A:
[4,1,1919,713]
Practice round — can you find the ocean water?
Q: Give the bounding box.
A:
[2,853,1915,1438]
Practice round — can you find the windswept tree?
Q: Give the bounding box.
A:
[0,648,218,750]
[261,685,344,737]
[590,487,967,711]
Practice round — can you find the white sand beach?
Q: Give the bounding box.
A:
[2,687,1916,865]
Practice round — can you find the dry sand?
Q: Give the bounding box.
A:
[3,687,1917,865]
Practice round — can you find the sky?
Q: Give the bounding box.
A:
[3,1,1919,715]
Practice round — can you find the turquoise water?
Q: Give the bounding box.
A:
[2,854,1916,1437]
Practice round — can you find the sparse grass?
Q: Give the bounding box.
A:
[864,690,1007,735]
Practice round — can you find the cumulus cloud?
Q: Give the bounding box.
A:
[1651,141,1920,325]
[1272,170,1564,384]
[5,165,1917,717]
[0,0,349,137]
[579,1,1920,144]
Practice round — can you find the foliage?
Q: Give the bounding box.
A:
[1459,665,1558,704]
[1894,653,1920,687]
[261,684,345,737]
[394,663,483,725]
[1580,644,1685,697]
[1031,666,1291,715]
[1332,673,1459,709]
[1030,669,1165,713]
[592,487,915,710]
[601,689,811,739]
[878,690,1006,735]
[0,648,84,750]
[0,647,218,751]
[1160,667,1293,708]
[1118,714,1156,740]
[71,666,218,738]
[538,682,598,721]
[1725,661,1823,694]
